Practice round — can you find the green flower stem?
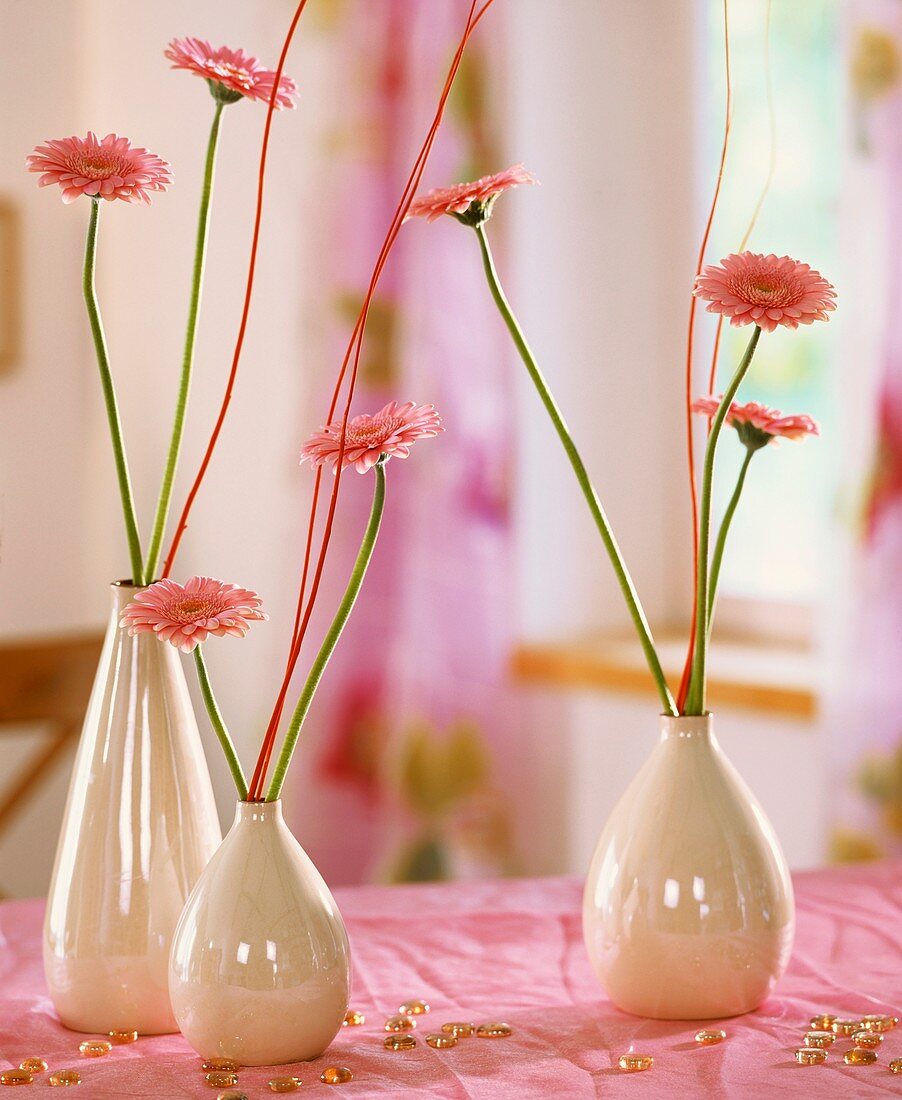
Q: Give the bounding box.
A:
[707,446,755,627]
[83,198,144,586]
[267,460,387,801]
[193,645,248,800]
[474,223,676,716]
[684,325,762,715]
[145,102,226,582]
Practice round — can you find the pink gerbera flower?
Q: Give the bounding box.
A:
[165,37,298,109]
[406,165,538,225]
[26,132,172,205]
[693,252,836,333]
[300,401,443,473]
[692,395,820,448]
[121,576,267,652]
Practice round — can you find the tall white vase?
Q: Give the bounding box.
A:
[169,800,351,1066]
[582,714,794,1019]
[44,582,222,1034]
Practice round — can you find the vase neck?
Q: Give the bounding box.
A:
[109,580,146,614]
[233,800,284,828]
[659,714,713,743]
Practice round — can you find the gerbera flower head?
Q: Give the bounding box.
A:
[121,576,267,652]
[406,165,538,227]
[693,252,836,333]
[26,132,172,205]
[300,401,443,474]
[165,37,298,109]
[692,395,820,451]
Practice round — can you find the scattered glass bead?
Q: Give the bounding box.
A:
[425,1033,457,1049]
[78,1040,112,1057]
[810,1014,836,1031]
[844,1048,877,1066]
[217,1093,248,1100]
[0,1070,33,1087]
[804,1031,835,1049]
[47,1070,81,1087]
[384,1034,417,1051]
[385,1015,415,1032]
[476,1022,512,1039]
[890,1058,902,1074]
[860,1014,897,1032]
[618,1054,653,1073]
[320,1067,353,1085]
[399,1000,430,1016]
[108,1030,138,1044]
[206,1072,239,1088]
[19,1059,48,1073]
[851,1030,882,1048]
[343,1010,365,1027]
[203,1059,241,1073]
[442,1022,474,1038]
[795,1048,827,1066]
[267,1079,301,1093]
[831,1019,860,1037]
[694,1029,726,1045]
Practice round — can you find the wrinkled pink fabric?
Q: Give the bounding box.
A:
[1,864,900,1097]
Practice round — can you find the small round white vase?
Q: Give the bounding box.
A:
[169,800,350,1066]
[582,714,794,1019]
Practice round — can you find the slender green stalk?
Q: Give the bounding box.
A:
[474,224,676,716]
[267,461,387,800]
[707,446,755,627]
[83,198,145,585]
[684,326,761,714]
[145,103,225,581]
[193,645,248,800]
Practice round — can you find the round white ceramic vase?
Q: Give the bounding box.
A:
[582,714,794,1019]
[169,800,351,1066]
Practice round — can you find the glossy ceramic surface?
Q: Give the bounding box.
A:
[43,583,221,1034]
[169,800,351,1066]
[582,714,794,1019]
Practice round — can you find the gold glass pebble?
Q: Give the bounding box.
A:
[19,1059,47,1074]
[844,1048,877,1066]
[810,1014,836,1031]
[267,1079,301,1093]
[794,1048,827,1066]
[203,1059,241,1073]
[217,1093,248,1100]
[476,1022,512,1039]
[320,1067,353,1085]
[803,1031,835,1049]
[425,1033,457,1049]
[399,1000,430,1016]
[343,1010,365,1027]
[0,1070,32,1087]
[889,1058,902,1074]
[78,1040,112,1057]
[831,1019,860,1037]
[109,1030,139,1044]
[206,1072,239,1088]
[442,1022,474,1038]
[47,1070,81,1087]
[851,1030,882,1048]
[618,1054,653,1073]
[384,1034,417,1051]
[385,1015,415,1032]
[860,1014,897,1032]
[694,1029,726,1045]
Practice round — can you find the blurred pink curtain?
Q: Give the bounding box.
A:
[285,1,521,884]
[829,2,902,861]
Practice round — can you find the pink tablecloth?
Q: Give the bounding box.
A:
[1,863,900,1098]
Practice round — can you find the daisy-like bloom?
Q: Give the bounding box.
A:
[406,165,537,226]
[165,37,298,109]
[300,401,443,474]
[692,396,820,450]
[26,132,172,205]
[693,252,837,333]
[121,576,267,652]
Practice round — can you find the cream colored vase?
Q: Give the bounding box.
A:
[44,582,221,1034]
[582,714,794,1019]
[169,800,351,1066]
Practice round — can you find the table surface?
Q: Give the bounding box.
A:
[1,862,900,1098]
